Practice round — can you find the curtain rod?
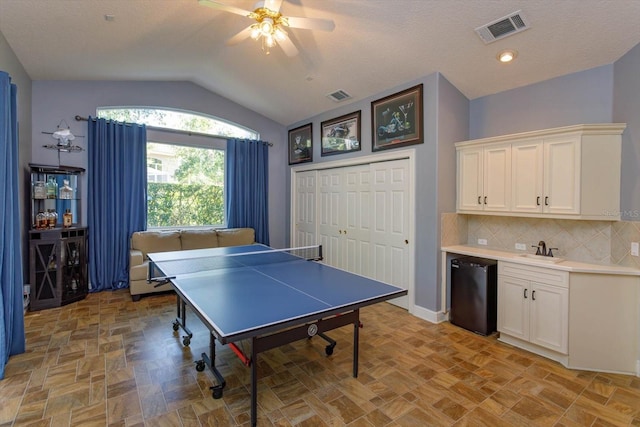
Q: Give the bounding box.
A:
[75,115,272,146]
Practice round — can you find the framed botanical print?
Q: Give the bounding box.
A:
[288,123,313,165]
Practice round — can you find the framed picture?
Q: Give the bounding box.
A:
[288,123,313,165]
[371,84,423,151]
[321,110,361,156]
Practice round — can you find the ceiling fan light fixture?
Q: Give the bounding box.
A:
[274,26,286,41]
[260,18,274,35]
[250,24,261,40]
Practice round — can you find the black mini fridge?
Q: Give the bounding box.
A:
[450,256,497,336]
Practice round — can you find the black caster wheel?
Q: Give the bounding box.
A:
[325,345,334,356]
[195,360,205,372]
[183,336,191,346]
[172,321,180,331]
[212,387,223,399]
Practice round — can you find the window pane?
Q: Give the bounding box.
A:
[147,142,225,228]
[97,107,258,139]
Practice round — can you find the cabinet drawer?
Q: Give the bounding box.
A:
[499,261,568,288]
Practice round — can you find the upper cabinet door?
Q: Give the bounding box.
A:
[543,136,580,215]
[457,146,484,211]
[511,141,544,213]
[483,144,511,212]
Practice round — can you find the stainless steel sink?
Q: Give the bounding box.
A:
[517,254,564,264]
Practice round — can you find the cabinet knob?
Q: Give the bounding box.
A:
[405,239,409,245]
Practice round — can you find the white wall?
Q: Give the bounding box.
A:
[31,81,289,247]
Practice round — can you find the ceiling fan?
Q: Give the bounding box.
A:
[198,0,335,56]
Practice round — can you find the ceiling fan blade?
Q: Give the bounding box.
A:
[285,16,335,32]
[264,0,283,13]
[198,0,252,17]
[278,35,299,57]
[226,26,254,46]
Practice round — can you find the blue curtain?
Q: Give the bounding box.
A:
[87,117,147,291]
[225,138,270,245]
[0,71,25,379]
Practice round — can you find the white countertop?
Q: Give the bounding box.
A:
[442,245,640,276]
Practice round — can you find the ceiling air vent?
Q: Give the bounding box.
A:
[475,10,530,44]
[327,90,351,102]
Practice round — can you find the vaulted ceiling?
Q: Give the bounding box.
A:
[1,0,640,126]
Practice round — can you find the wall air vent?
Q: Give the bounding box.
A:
[327,90,351,102]
[475,10,530,44]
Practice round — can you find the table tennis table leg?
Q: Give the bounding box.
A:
[195,332,226,399]
[251,337,258,427]
[172,295,193,346]
[353,313,359,378]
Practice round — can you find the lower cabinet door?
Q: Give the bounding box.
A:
[529,282,569,354]
[497,275,529,341]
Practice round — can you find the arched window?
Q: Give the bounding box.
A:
[96,107,257,228]
[96,107,258,139]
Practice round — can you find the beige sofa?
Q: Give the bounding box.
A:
[129,228,255,300]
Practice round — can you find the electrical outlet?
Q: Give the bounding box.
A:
[478,238,488,246]
[515,243,526,250]
[632,242,639,257]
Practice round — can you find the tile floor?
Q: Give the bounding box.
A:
[2,289,640,426]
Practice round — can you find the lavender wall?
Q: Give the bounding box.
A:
[286,72,469,314]
[613,42,640,221]
[469,64,614,139]
[31,81,288,247]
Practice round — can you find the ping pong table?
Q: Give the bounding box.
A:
[147,244,407,426]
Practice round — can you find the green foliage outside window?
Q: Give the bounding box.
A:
[147,182,224,227]
[146,145,225,228]
[96,107,256,228]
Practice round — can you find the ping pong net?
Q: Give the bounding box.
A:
[148,245,323,283]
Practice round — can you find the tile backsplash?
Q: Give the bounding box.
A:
[441,213,640,269]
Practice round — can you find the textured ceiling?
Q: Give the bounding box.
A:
[1,0,640,126]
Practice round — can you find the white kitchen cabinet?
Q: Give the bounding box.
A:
[457,123,626,220]
[511,136,580,215]
[498,261,569,355]
[457,143,511,212]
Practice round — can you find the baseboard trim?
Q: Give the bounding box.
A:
[412,305,448,324]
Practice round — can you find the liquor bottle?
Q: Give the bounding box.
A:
[33,181,46,199]
[36,211,46,229]
[48,209,58,229]
[46,177,58,199]
[59,180,73,199]
[63,209,73,228]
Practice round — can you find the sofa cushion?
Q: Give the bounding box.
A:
[216,228,255,247]
[180,229,219,250]
[131,230,181,259]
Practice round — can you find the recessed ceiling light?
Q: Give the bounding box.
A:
[497,49,517,63]
[104,14,115,22]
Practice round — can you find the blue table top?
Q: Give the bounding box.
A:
[149,244,406,342]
